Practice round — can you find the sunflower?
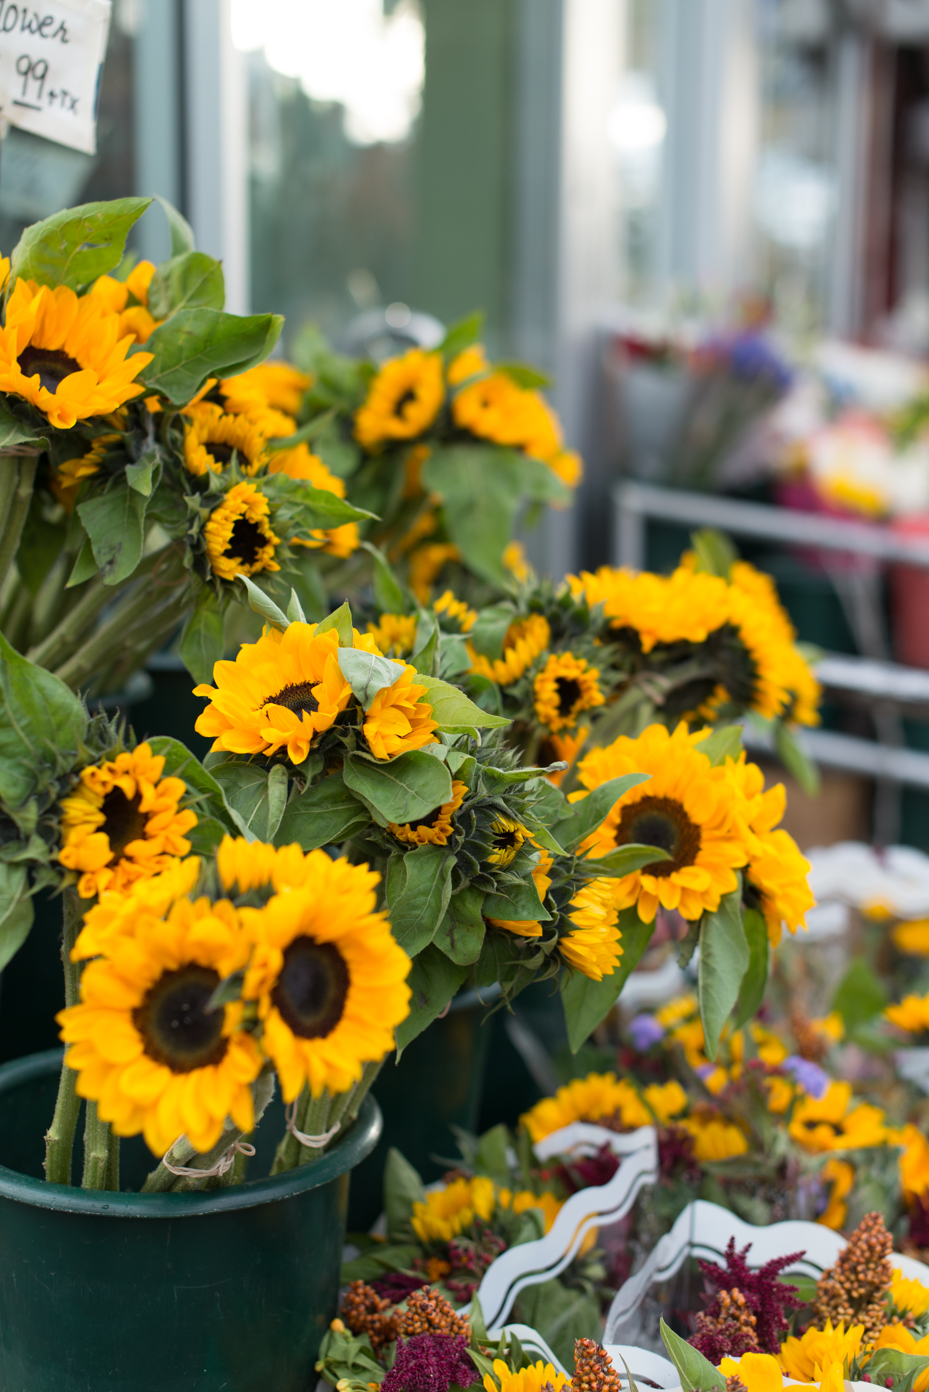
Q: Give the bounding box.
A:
[88,260,158,343]
[52,432,121,507]
[533,651,604,733]
[574,722,752,923]
[204,481,280,581]
[885,992,929,1034]
[183,402,268,476]
[486,815,528,868]
[788,1081,887,1153]
[412,1173,496,1242]
[452,370,560,458]
[447,345,488,385]
[58,743,197,900]
[362,665,438,760]
[355,349,445,450]
[559,878,623,979]
[468,613,551,684]
[0,278,153,428]
[220,361,311,417]
[266,444,360,559]
[730,560,821,726]
[567,565,730,652]
[433,589,477,632]
[194,622,365,764]
[503,540,532,583]
[682,1108,750,1161]
[408,541,459,603]
[367,613,418,658]
[547,449,583,487]
[818,1157,855,1231]
[724,755,813,944]
[242,848,411,1101]
[520,1071,652,1142]
[72,856,202,960]
[58,883,262,1155]
[486,849,553,936]
[484,1361,571,1392]
[896,1123,929,1204]
[891,1270,929,1319]
[388,780,468,846]
[780,1321,864,1382]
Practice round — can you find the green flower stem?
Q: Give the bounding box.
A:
[0,452,39,592]
[141,1067,276,1195]
[271,1058,384,1176]
[81,1100,112,1190]
[53,560,188,690]
[26,573,111,669]
[105,1124,120,1193]
[44,891,84,1186]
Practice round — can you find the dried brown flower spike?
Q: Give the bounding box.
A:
[813,1211,893,1343]
[339,1279,399,1353]
[572,1338,623,1392]
[725,1377,748,1392]
[395,1286,470,1340]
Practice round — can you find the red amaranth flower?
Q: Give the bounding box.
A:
[698,1237,804,1354]
[370,1272,429,1304]
[381,1334,475,1392]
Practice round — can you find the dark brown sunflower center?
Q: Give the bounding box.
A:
[614,795,701,878]
[271,935,349,1039]
[101,787,147,861]
[555,676,583,714]
[228,517,266,565]
[207,442,235,467]
[395,388,416,416]
[262,681,320,716]
[133,965,228,1073]
[17,345,82,394]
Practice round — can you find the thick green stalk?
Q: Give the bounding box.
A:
[44,891,84,1185]
[26,573,111,669]
[53,574,184,690]
[0,452,39,591]
[141,1068,275,1194]
[271,1058,384,1175]
[81,1100,110,1190]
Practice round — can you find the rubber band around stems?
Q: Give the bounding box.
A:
[162,1139,256,1179]
[284,1101,341,1149]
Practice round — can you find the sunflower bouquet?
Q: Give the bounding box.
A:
[290,314,580,600]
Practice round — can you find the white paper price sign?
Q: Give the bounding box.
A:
[0,0,111,155]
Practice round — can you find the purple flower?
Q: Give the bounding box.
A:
[696,1063,717,1081]
[381,1334,476,1392]
[370,1272,428,1304]
[783,1055,830,1100]
[629,1014,665,1051]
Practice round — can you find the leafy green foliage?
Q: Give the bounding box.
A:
[482,876,551,923]
[343,750,453,826]
[137,308,283,403]
[0,399,48,452]
[207,758,288,843]
[336,649,405,710]
[660,1319,726,1392]
[0,863,34,972]
[695,725,742,767]
[153,195,196,256]
[10,197,152,290]
[147,252,225,319]
[77,484,148,585]
[560,908,655,1051]
[178,589,225,686]
[833,958,888,1032]
[438,311,483,360]
[395,944,468,1053]
[274,771,369,850]
[383,1146,426,1242]
[551,774,650,852]
[416,674,510,736]
[435,884,486,965]
[0,631,86,809]
[733,907,769,1029]
[385,844,456,956]
[699,883,750,1060]
[774,718,820,797]
[147,737,236,855]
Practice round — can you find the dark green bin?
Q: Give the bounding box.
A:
[0,1050,381,1392]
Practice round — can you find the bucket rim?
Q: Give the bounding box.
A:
[0,1049,382,1217]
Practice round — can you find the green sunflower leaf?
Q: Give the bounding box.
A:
[732,907,769,1030]
[0,399,48,451]
[496,362,552,390]
[0,630,87,808]
[336,649,406,710]
[10,196,152,291]
[274,771,370,850]
[699,882,750,1061]
[482,875,551,923]
[316,601,354,646]
[550,773,650,852]
[383,1147,426,1241]
[773,717,820,797]
[0,862,33,971]
[147,736,236,853]
[467,603,516,662]
[207,758,288,843]
[343,751,453,827]
[178,588,224,685]
[77,483,148,585]
[435,884,486,965]
[694,724,742,767]
[154,194,196,256]
[238,576,288,630]
[439,311,483,360]
[415,674,510,736]
[411,609,440,676]
[560,908,654,1052]
[385,844,456,956]
[147,251,225,319]
[394,943,469,1054]
[865,1350,929,1392]
[137,307,283,403]
[578,842,669,877]
[360,541,407,614]
[659,1319,726,1392]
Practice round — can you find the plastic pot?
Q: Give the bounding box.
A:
[0,1050,381,1392]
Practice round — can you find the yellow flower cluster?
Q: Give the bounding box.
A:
[573,722,813,939]
[353,343,581,488]
[58,838,411,1155]
[568,560,821,727]
[411,1172,562,1244]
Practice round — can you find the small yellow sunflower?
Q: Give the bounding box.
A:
[682,1108,750,1161]
[447,345,489,385]
[886,993,929,1034]
[486,815,528,868]
[58,743,197,901]
[729,560,821,727]
[58,885,262,1155]
[484,1361,571,1392]
[487,850,553,936]
[194,622,372,765]
[574,722,752,923]
[521,1071,652,1142]
[533,651,604,733]
[818,1157,855,1231]
[891,1270,929,1319]
[183,402,269,476]
[724,755,813,944]
[788,1081,887,1153]
[568,565,731,652]
[413,1174,496,1242]
[468,613,551,685]
[0,278,153,429]
[220,361,311,417]
[558,878,623,979]
[204,481,280,582]
[432,589,477,632]
[362,665,438,760]
[266,443,360,558]
[408,541,460,604]
[367,613,418,658]
[241,846,411,1101]
[388,780,467,846]
[780,1321,864,1383]
[355,349,445,450]
[452,371,558,454]
[88,260,158,343]
[51,432,121,509]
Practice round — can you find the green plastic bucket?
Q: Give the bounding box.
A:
[0,1050,381,1392]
